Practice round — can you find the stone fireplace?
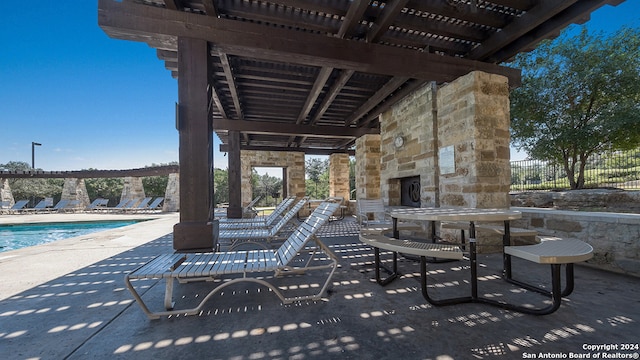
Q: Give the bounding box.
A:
[378,72,511,210]
[390,176,421,207]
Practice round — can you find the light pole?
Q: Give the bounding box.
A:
[31,142,41,169]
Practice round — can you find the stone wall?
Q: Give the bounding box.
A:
[355,134,382,200]
[511,189,640,213]
[513,207,640,277]
[377,71,511,209]
[329,153,350,202]
[240,150,306,206]
[379,83,437,207]
[437,71,511,208]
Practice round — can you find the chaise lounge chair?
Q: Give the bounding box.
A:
[242,195,263,218]
[6,200,29,214]
[218,197,308,249]
[124,201,340,319]
[218,196,296,230]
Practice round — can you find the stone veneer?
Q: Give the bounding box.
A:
[1,179,14,205]
[121,177,146,204]
[240,150,306,206]
[61,178,90,209]
[370,71,512,248]
[354,134,382,200]
[329,153,351,202]
[513,207,640,277]
[163,173,180,212]
[378,71,511,209]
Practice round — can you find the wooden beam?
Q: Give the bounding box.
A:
[219,144,355,156]
[367,0,410,43]
[488,0,623,63]
[310,69,354,125]
[296,67,333,124]
[219,53,243,120]
[213,118,378,138]
[468,0,577,61]
[338,0,370,38]
[344,76,409,127]
[202,0,218,17]
[358,79,428,127]
[0,166,179,179]
[98,0,521,86]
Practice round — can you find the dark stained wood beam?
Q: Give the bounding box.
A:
[344,76,409,127]
[163,0,181,11]
[310,69,354,125]
[367,0,410,43]
[296,67,333,124]
[406,0,509,29]
[98,0,520,86]
[219,53,243,120]
[219,144,355,156]
[209,84,227,120]
[202,0,218,17]
[338,0,370,38]
[468,0,577,61]
[489,0,625,63]
[213,119,378,138]
[0,166,179,179]
[486,0,536,12]
[358,79,429,127]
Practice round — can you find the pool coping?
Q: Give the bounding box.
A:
[0,212,179,301]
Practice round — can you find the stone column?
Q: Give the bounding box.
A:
[61,178,91,209]
[436,71,511,208]
[355,134,381,200]
[163,173,180,212]
[121,177,145,203]
[0,179,14,205]
[329,153,350,201]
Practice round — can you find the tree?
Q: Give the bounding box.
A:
[305,158,328,198]
[510,27,640,189]
[0,161,62,204]
[213,168,229,206]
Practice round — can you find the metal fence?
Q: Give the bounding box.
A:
[510,150,640,191]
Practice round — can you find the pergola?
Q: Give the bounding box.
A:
[98,0,623,251]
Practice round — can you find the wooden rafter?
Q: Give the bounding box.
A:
[98,0,520,85]
[213,119,378,138]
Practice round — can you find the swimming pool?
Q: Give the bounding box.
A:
[0,220,143,252]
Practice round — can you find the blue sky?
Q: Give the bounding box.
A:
[1,1,638,173]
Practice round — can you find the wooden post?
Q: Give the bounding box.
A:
[226,130,243,218]
[173,37,215,251]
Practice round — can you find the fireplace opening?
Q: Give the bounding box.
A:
[400,176,421,207]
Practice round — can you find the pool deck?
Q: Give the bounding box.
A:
[0,213,638,359]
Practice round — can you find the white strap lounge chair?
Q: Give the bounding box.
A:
[124,201,340,319]
[242,195,263,218]
[218,197,309,249]
[218,196,297,230]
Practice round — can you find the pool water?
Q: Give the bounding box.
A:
[0,221,142,252]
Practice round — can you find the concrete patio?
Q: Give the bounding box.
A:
[0,214,638,359]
